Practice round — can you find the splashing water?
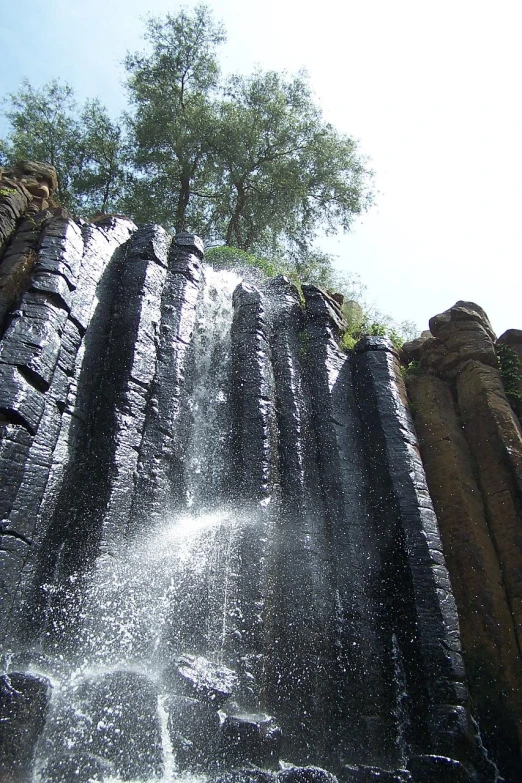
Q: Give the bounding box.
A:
[32,267,264,782]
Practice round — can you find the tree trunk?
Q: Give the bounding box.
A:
[225,181,246,248]
[175,175,191,233]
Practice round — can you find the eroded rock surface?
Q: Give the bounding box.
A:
[406,300,522,781]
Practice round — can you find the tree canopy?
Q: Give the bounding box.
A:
[0,4,407,339]
[0,4,373,263]
[0,80,125,213]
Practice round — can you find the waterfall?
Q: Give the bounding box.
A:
[0,226,495,783]
[29,263,270,781]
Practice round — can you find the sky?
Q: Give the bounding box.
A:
[0,0,520,335]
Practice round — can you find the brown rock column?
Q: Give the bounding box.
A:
[0,161,60,329]
[408,371,522,776]
[407,301,522,780]
[455,359,522,649]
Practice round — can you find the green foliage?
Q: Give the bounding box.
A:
[0,80,78,205]
[496,343,522,408]
[0,80,126,213]
[122,5,373,256]
[401,359,423,381]
[75,98,127,213]
[205,245,280,278]
[206,69,372,255]
[206,244,418,353]
[339,294,417,352]
[0,187,16,197]
[0,6,375,310]
[123,4,226,231]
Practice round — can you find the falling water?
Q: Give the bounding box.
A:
[184,267,241,510]
[31,265,266,782]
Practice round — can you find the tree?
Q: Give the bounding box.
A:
[0,5,374,275]
[209,70,372,259]
[123,6,373,256]
[74,98,127,214]
[0,79,80,206]
[0,80,125,213]
[124,4,226,231]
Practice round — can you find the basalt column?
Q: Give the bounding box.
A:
[353,336,493,780]
[302,287,394,769]
[263,278,336,764]
[131,232,204,521]
[20,224,164,648]
[229,282,277,710]
[0,215,135,652]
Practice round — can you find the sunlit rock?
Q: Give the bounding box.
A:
[166,654,238,707]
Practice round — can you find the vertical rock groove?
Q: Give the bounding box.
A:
[303,288,395,768]
[131,232,203,522]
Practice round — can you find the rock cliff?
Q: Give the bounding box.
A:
[404,302,522,780]
[0,164,518,782]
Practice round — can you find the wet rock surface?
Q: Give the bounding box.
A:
[220,711,282,767]
[73,670,163,779]
[339,765,411,782]
[278,767,339,783]
[40,751,114,783]
[0,671,52,781]
[0,205,505,783]
[208,770,277,783]
[167,694,221,771]
[166,654,238,706]
[406,754,478,783]
[231,282,277,500]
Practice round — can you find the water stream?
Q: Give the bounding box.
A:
[30,265,272,781]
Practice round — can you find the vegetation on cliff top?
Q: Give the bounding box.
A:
[0,5,415,341]
[206,245,417,348]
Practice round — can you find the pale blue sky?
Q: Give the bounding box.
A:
[1,0,520,334]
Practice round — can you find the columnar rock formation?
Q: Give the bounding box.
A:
[0,164,517,782]
[403,303,522,781]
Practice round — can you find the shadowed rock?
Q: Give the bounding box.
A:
[220,711,282,767]
[167,694,221,771]
[0,672,52,782]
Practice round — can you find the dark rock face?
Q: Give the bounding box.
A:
[75,671,164,779]
[339,765,411,782]
[167,694,221,771]
[278,767,339,783]
[220,710,282,767]
[0,204,500,782]
[36,670,163,780]
[497,328,522,421]
[231,281,277,500]
[0,213,136,652]
[0,672,52,782]
[406,754,478,783]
